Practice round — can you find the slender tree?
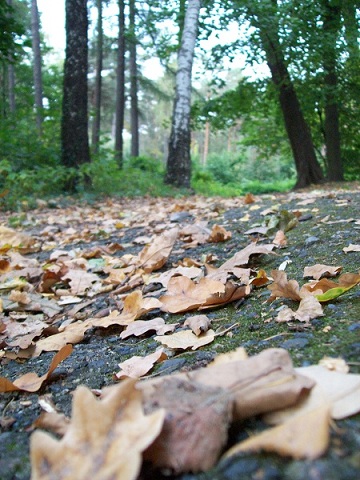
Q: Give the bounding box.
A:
[61,0,90,189]
[129,0,139,157]
[91,0,103,155]
[6,0,15,114]
[321,0,343,181]
[114,0,126,167]
[245,0,324,188]
[165,0,202,188]
[31,0,43,134]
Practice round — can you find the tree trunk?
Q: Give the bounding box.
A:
[31,0,43,134]
[129,0,139,158]
[322,0,343,182]
[91,0,103,155]
[165,0,202,188]
[257,22,324,188]
[61,0,90,190]
[114,0,125,167]
[6,0,15,114]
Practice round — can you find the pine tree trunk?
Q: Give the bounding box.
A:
[31,0,43,134]
[114,0,125,167]
[91,0,103,155]
[61,0,90,190]
[129,0,139,158]
[165,0,202,188]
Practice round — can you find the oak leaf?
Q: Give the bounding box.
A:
[30,379,165,480]
[303,264,342,279]
[268,270,301,301]
[276,295,324,324]
[137,228,178,273]
[207,224,232,243]
[120,317,176,339]
[0,345,72,392]
[114,349,167,379]
[184,315,212,335]
[160,276,225,313]
[155,329,215,350]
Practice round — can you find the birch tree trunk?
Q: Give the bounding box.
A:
[31,0,43,134]
[165,0,202,188]
[114,0,125,167]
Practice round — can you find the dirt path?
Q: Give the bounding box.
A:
[1,184,359,479]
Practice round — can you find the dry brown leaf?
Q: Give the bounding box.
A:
[160,276,225,313]
[318,356,349,373]
[0,344,73,392]
[147,265,202,288]
[207,224,232,243]
[120,317,176,339]
[30,379,165,480]
[155,329,215,350]
[303,264,342,280]
[216,243,275,273]
[243,193,256,204]
[208,347,248,366]
[268,270,301,301]
[273,230,287,247]
[32,411,70,437]
[4,314,49,349]
[114,349,167,379]
[276,295,324,323]
[0,226,35,249]
[143,377,232,473]
[304,272,360,294]
[265,365,360,424]
[200,282,249,310]
[224,404,331,460]
[343,243,360,253]
[137,227,178,273]
[184,315,212,335]
[61,269,101,296]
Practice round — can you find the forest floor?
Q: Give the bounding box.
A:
[0,182,360,480]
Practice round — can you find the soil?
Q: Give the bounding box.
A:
[0,183,360,480]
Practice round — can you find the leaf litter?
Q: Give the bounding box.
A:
[0,189,360,478]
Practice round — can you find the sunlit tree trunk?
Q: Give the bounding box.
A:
[114,0,125,167]
[61,0,90,190]
[129,0,139,157]
[91,0,103,155]
[165,0,202,188]
[31,0,43,134]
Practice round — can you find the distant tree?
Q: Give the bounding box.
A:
[129,0,139,157]
[114,0,126,167]
[165,0,202,188]
[61,0,90,190]
[31,0,43,134]
[91,0,103,155]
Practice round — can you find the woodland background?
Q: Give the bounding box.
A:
[0,0,359,209]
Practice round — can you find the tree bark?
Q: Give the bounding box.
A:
[322,0,343,181]
[256,11,324,189]
[114,0,125,167]
[61,0,90,189]
[91,0,103,155]
[31,0,43,134]
[129,0,139,157]
[6,0,15,114]
[165,0,202,188]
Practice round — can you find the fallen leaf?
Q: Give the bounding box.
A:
[268,270,301,301]
[32,411,70,437]
[343,244,360,253]
[30,379,165,480]
[224,404,331,460]
[114,349,167,379]
[0,344,73,392]
[184,315,212,335]
[318,356,349,373]
[143,377,232,473]
[303,264,342,280]
[120,318,176,339]
[155,329,215,350]
[160,276,225,313]
[276,295,324,324]
[207,224,232,243]
[137,228,178,273]
[0,226,35,249]
[273,230,287,247]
